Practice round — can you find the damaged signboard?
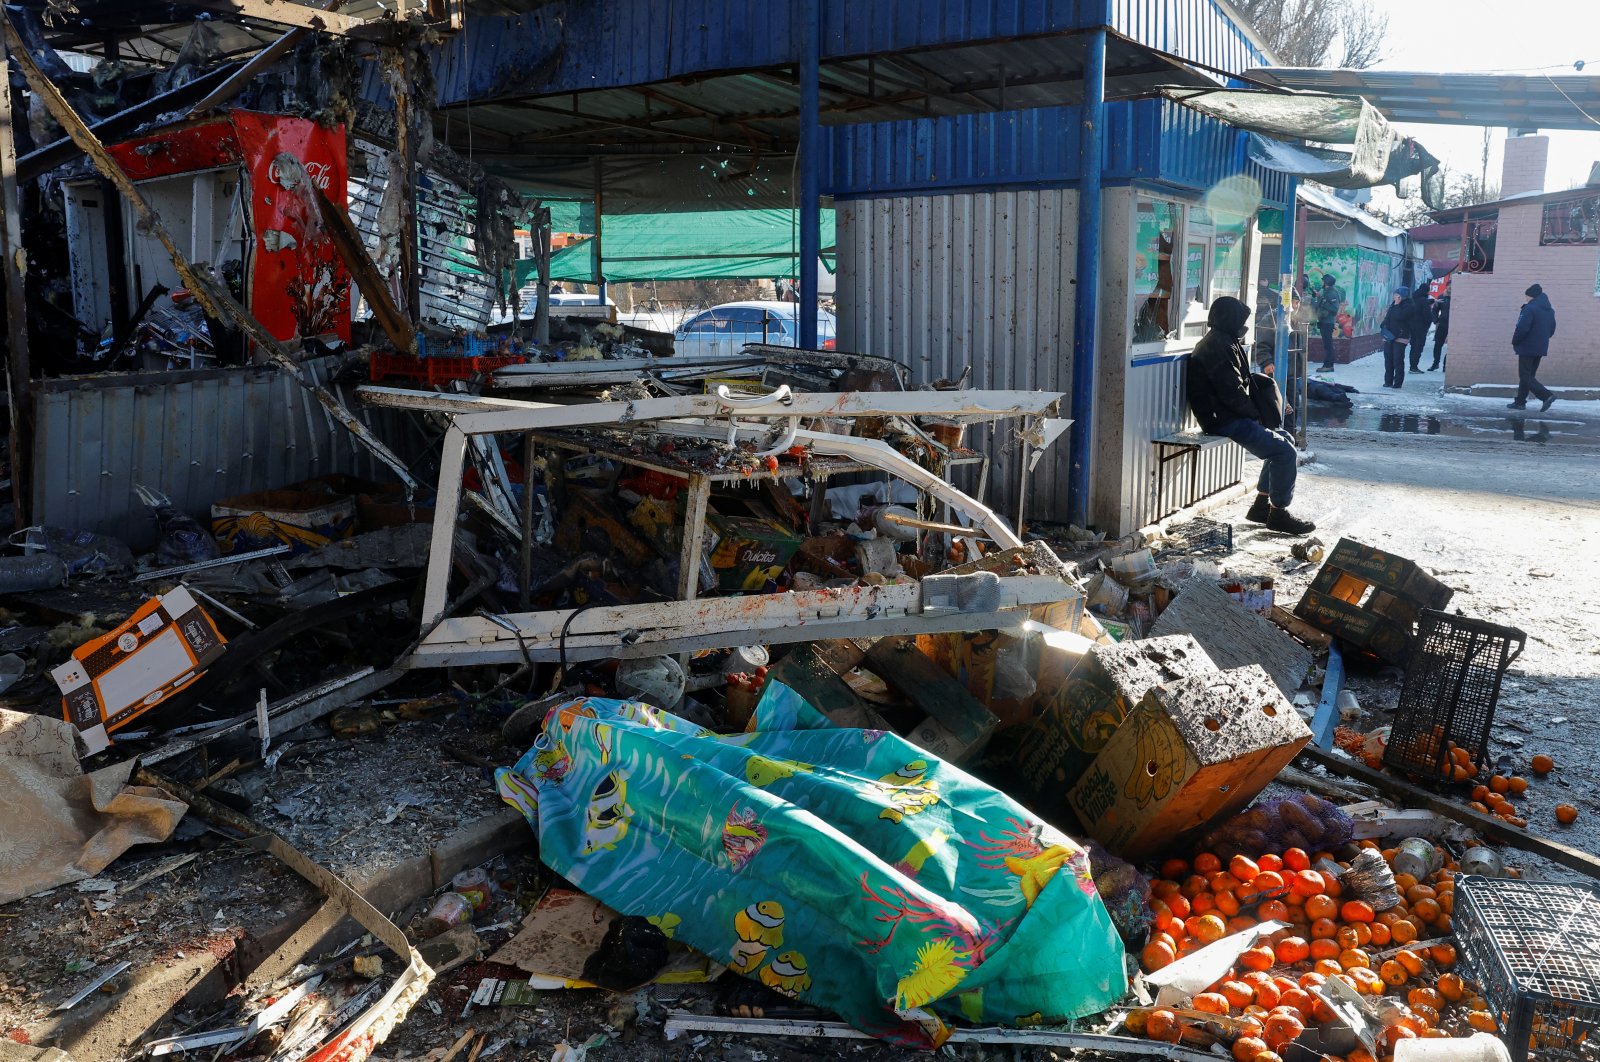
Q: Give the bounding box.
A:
[52,587,227,754]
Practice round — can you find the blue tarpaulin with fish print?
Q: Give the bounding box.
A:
[494,683,1126,1047]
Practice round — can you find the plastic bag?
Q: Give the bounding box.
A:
[136,485,221,568]
[1200,794,1354,862]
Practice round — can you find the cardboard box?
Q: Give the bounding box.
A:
[53,587,227,755]
[705,512,801,592]
[1068,665,1312,858]
[1012,635,1218,814]
[1293,538,1454,664]
[212,489,357,555]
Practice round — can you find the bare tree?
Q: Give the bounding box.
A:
[1234,0,1390,69]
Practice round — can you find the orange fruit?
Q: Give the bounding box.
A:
[1466,1010,1498,1033]
[1258,853,1284,873]
[1389,918,1419,945]
[1379,959,1409,986]
[1532,754,1555,775]
[1438,973,1466,1001]
[1215,890,1243,917]
[1490,774,1511,794]
[1341,900,1376,924]
[1383,1025,1420,1051]
[1240,944,1276,972]
[1192,891,1218,915]
[1142,938,1177,971]
[1209,871,1239,894]
[1193,992,1230,1015]
[1228,915,1259,934]
[1153,878,1181,898]
[1557,804,1580,824]
[1396,949,1426,976]
[1253,871,1287,894]
[1310,917,1339,940]
[1283,848,1311,872]
[1221,980,1256,1009]
[1337,922,1372,949]
[1509,776,1529,794]
[1166,893,1191,921]
[1251,978,1282,1010]
[1408,987,1444,1012]
[1147,1008,1180,1042]
[1412,898,1443,925]
[1230,855,1261,883]
[1350,967,1386,995]
[1313,957,1343,978]
[1429,943,1458,968]
[1258,899,1291,922]
[1289,870,1325,897]
[1406,884,1438,904]
[1263,1012,1305,1050]
[1411,1003,1441,1028]
[1274,936,1310,964]
[1187,914,1228,943]
[1338,948,1370,971]
[1254,1053,1285,1062]
[1368,921,1392,947]
[1194,853,1223,875]
[1233,1036,1269,1062]
[1182,874,1209,898]
[1160,858,1190,880]
[1304,894,1338,921]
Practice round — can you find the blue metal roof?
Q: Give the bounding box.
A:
[825,98,1290,205]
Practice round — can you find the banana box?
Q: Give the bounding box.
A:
[1067,664,1309,858]
[704,512,801,592]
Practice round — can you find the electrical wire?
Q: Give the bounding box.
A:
[1541,73,1600,130]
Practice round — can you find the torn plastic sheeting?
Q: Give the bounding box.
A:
[493,684,1127,1049]
[1162,88,1381,144]
[1143,921,1288,1007]
[1248,133,1445,205]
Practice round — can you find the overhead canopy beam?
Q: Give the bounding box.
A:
[172,0,397,41]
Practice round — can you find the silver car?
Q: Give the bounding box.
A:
[673,301,837,358]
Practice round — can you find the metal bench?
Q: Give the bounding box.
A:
[1153,430,1231,511]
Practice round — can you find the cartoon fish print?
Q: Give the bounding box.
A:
[531,741,572,783]
[579,769,632,856]
[1003,844,1073,908]
[646,913,680,939]
[592,722,614,764]
[745,754,813,788]
[722,804,768,871]
[758,951,811,997]
[729,900,784,974]
[878,760,929,787]
[894,938,967,1011]
[551,701,597,734]
[892,828,951,877]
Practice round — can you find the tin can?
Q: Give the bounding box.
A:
[452,868,491,911]
[1460,847,1505,877]
[1391,837,1443,881]
[420,891,474,937]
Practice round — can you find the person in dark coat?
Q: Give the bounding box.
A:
[1509,283,1557,411]
[1407,285,1434,373]
[1429,291,1450,370]
[1379,287,1412,389]
[1187,296,1315,535]
[1313,273,1344,373]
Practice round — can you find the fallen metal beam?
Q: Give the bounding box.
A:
[133,543,292,582]
[0,29,32,528]
[170,0,396,40]
[1298,745,1600,881]
[2,16,418,493]
[184,0,348,120]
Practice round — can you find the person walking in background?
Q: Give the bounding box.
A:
[1429,289,1450,370]
[1313,273,1344,374]
[1187,296,1316,535]
[1509,283,1557,412]
[1407,284,1434,374]
[1380,287,1412,389]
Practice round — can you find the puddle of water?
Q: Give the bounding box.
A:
[1305,404,1600,446]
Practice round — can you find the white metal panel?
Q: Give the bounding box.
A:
[63,181,114,332]
[1120,356,1244,532]
[836,188,1078,522]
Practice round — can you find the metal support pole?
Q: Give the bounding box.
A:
[392,47,421,325]
[519,432,534,611]
[0,35,30,528]
[1066,20,1107,528]
[1276,176,1298,385]
[534,203,551,346]
[797,0,821,351]
[591,159,604,293]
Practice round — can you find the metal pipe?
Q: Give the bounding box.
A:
[1066,17,1108,528]
[797,0,821,350]
[1276,176,1299,387]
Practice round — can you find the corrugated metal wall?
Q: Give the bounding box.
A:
[1119,356,1243,531]
[1111,0,1268,75]
[836,189,1078,522]
[32,358,425,551]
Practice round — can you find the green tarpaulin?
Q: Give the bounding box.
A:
[520,208,836,285]
[495,686,1127,1048]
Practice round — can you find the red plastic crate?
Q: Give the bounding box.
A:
[369,352,526,385]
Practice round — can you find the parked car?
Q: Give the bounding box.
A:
[673,301,837,358]
[488,288,615,326]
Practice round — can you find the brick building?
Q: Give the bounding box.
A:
[1446,134,1600,391]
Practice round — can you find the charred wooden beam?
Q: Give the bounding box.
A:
[310,177,416,354]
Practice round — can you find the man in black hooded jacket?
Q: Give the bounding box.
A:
[1187,296,1316,535]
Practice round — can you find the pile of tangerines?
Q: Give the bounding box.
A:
[1130,843,1504,1062]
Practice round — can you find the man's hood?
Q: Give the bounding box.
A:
[1207,296,1251,339]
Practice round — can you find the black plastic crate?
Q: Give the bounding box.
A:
[1161,517,1233,555]
[1455,875,1600,1061]
[1382,610,1525,781]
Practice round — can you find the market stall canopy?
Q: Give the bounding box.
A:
[533,208,836,284]
[1244,68,1600,132]
[1163,87,1443,206]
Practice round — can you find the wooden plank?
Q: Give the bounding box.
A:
[675,474,711,602]
[1149,577,1314,698]
[0,33,30,528]
[172,0,395,39]
[312,179,415,353]
[1298,745,1600,882]
[1270,604,1334,651]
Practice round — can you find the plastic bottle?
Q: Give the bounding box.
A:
[0,554,67,593]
